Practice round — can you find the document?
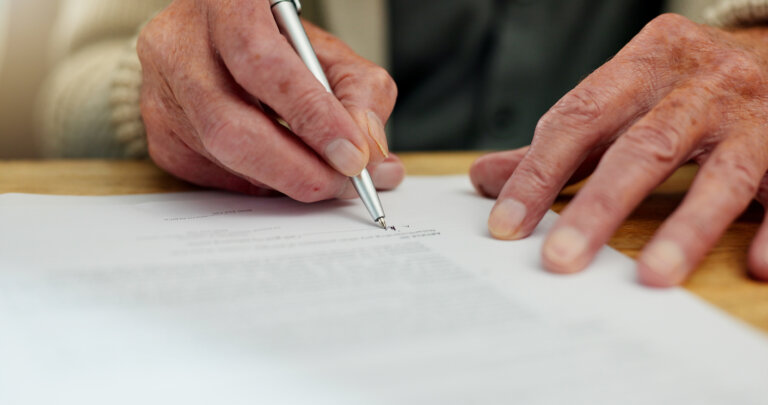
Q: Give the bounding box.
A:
[1,176,766,404]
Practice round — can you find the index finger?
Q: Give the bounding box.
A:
[209,0,371,177]
[487,43,679,241]
[308,23,397,163]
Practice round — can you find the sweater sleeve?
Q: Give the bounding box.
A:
[37,0,324,159]
[37,0,168,158]
[705,0,768,27]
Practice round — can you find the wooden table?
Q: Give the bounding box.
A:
[1,154,766,333]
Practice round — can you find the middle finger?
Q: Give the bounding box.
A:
[488,56,672,240]
[541,84,717,273]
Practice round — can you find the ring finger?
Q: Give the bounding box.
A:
[541,84,716,274]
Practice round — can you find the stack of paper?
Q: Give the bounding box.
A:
[1,176,766,404]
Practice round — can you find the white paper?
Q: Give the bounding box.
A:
[1,176,766,404]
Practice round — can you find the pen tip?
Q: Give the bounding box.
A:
[377,217,387,230]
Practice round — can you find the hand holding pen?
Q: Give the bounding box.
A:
[136,0,404,209]
[270,0,389,227]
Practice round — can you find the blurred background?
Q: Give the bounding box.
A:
[0,1,6,75]
[0,0,710,160]
[0,0,58,159]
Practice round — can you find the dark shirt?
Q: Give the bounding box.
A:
[388,0,663,151]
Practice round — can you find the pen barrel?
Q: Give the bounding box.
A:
[271,1,332,92]
[352,171,386,222]
[271,0,387,224]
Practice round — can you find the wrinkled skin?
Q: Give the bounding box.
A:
[471,14,768,287]
[140,5,768,287]
[137,0,404,203]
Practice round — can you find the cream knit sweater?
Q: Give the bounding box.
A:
[36,0,768,158]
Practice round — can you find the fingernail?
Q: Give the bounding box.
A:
[371,161,403,189]
[640,240,687,285]
[488,199,527,240]
[542,227,588,272]
[366,111,389,158]
[325,139,367,176]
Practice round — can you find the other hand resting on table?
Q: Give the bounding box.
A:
[471,14,768,287]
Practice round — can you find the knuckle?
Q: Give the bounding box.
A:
[642,13,697,38]
[137,7,183,63]
[622,122,683,166]
[676,212,718,244]
[136,20,164,62]
[201,117,251,168]
[285,89,336,138]
[540,88,603,130]
[203,112,235,144]
[708,152,760,199]
[636,14,708,55]
[714,51,764,86]
[584,190,623,220]
[229,34,287,79]
[135,32,151,62]
[515,161,557,193]
[646,13,691,31]
[370,66,398,103]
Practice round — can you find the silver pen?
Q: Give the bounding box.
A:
[269,0,388,229]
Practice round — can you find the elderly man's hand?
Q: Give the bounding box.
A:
[470,14,768,286]
[136,0,404,201]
